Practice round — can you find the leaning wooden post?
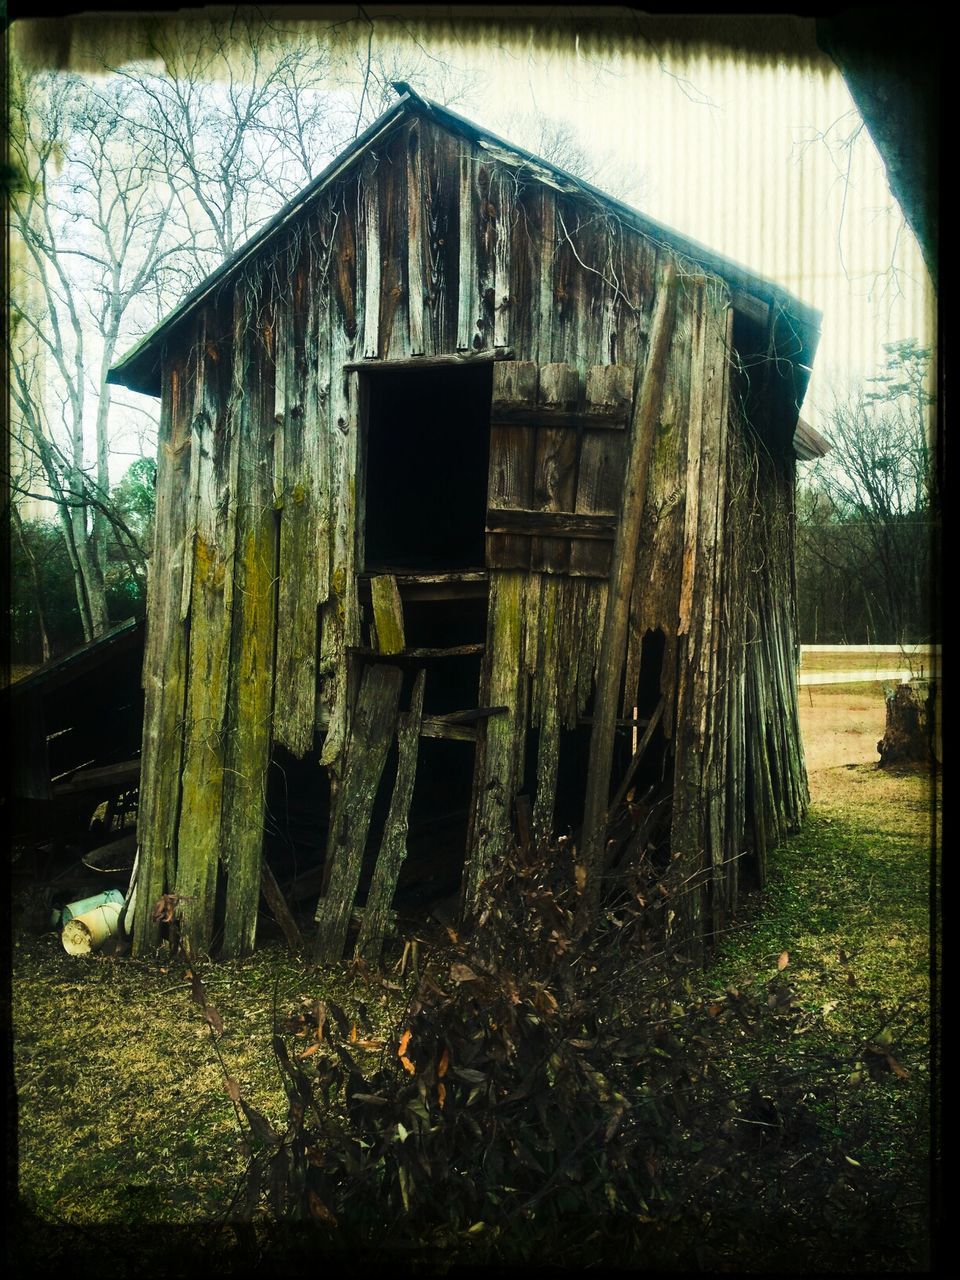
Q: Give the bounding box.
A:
[578,260,679,927]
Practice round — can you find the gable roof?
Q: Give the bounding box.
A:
[108,89,821,399]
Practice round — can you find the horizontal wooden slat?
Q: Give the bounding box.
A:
[427,705,508,724]
[344,350,513,372]
[490,408,629,429]
[485,509,617,539]
[420,718,479,742]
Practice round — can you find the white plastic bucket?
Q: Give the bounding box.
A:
[61,901,123,955]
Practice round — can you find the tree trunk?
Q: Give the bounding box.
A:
[877,679,935,766]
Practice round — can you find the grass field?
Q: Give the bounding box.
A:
[10,676,938,1270]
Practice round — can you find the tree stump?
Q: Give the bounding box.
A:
[877,679,935,767]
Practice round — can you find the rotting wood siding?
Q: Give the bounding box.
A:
[134,110,811,961]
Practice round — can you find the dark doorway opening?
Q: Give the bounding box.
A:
[362,363,493,571]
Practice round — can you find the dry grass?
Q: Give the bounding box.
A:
[800,650,937,677]
[12,933,417,1228]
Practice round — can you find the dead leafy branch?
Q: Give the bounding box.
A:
[163,831,922,1270]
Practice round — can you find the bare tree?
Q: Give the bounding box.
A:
[7,22,338,645]
[7,68,182,639]
[110,13,337,274]
[798,340,935,644]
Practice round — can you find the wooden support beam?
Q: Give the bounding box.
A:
[579,261,679,925]
[314,663,403,963]
[355,671,426,966]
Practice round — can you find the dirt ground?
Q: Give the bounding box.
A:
[799,681,887,784]
[799,679,940,818]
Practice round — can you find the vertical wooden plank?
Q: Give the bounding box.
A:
[532,574,562,843]
[355,670,426,965]
[551,193,600,371]
[599,214,626,366]
[406,119,426,355]
[175,300,236,956]
[476,162,496,350]
[378,129,408,360]
[702,304,733,941]
[507,176,541,365]
[570,363,633,577]
[457,146,478,351]
[178,325,204,624]
[530,362,579,573]
[361,152,381,359]
[219,285,280,959]
[315,663,404,963]
[536,189,556,368]
[423,122,459,355]
[487,360,538,569]
[492,166,512,350]
[462,570,526,921]
[131,347,194,955]
[579,261,679,925]
[668,278,730,956]
[624,279,693,735]
[274,217,332,758]
[319,181,362,767]
[575,579,599,724]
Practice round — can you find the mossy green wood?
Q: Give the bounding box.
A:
[175,304,237,957]
[220,291,279,959]
[132,350,194,956]
[355,669,426,966]
[315,662,404,963]
[370,575,406,655]
[532,574,561,845]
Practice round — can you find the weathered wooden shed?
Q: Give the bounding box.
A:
[108,89,822,962]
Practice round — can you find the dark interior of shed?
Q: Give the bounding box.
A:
[362,363,493,572]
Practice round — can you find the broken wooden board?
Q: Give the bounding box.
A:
[261,859,306,953]
[132,343,195,956]
[314,663,404,963]
[370,575,405,655]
